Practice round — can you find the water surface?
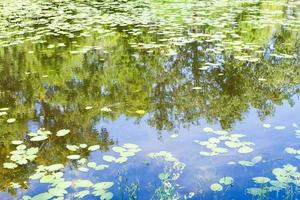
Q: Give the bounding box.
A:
[0,0,300,199]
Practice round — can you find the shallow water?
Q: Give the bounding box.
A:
[0,0,300,199]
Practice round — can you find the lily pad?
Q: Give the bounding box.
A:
[88,145,100,151]
[210,183,223,192]
[252,177,270,184]
[219,176,234,185]
[56,129,70,137]
[30,135,48,142]
[7,118,16,123]
[238,146,253,154]
[103,155,116,162]
[3,162,18,169]
[67,155,81,160]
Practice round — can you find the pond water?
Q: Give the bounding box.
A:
[0,0,300,199]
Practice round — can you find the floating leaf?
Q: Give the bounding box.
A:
[135,110,146,115]
[262,123,271,128]
[48,187,67,197]
[112,146,125,153]
[238,160,255,167]
[101,192,113,200]
[88,145,100,151]
[56,129,70,137]
[78,167,89,172]
[251,156,263,163]
[79,144,87,148]
[210,183,223,192]
[203,127,214,132]
[87,162,97,169]
[95,164,109,170]
[32,192,53,200]
[66,145,79,151]
[67,155,81,160]
[103,155,116,162]
[238,146,253,154]
[16,144,27,150]
[115,157,128,163]
[274,126,286,130]
[74,180,93,188]
[30,135,48,142]
[93,182,114,190]
[123,143,139,149]
[252,177,270,184]
[11,140,23,145]
[47,164,64,172]
[7,118,16,123]
[74,190,90,198]
[219,176,234,185]
[100,107,112,112]
[3,162,18,169]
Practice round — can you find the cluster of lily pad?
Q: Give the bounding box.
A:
[210,176,234,192]
[66,144,101,162]
[3,142,38,169]
[76,157,109,172]
[25,164,114,200]
[28,128,70,142]
[247,164,300,197]
[284,147,300,160]
[102,143,141,164]
[292,123,300,139]
[0,107,17,123]
[196,127,254,156]
[238,156,263,167]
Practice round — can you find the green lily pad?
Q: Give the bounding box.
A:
[16,144,27,150]
[238,160,255,167]
[135,110,146,115]
[252,177,270,184]
[48,187,67,197]
[30,135,48,142]
[219,176,234,185]
[66,145,79,151]
[93,182,114,190]
[95,164,109,170]
[67,155,81,160]
[3,162,18,169]
[103,155,116,162]
[88,145,100,151]
[47,164,64,172]
[32,192,53,200]
[101,192,113,200]
[238,146,253,154]
[56,129,70,137]
[123,143,139,149]
[274,126,286,130]
[115,157,128,163]
[79,144,88,148]
[11,140,23,145]
[112,146,125,153]
[74,180,93,188]
[210,183,223,192]
[7,118,16,123]
[74,190,90,198]
[251,156,262,163]
[87,162,97,169]
[78,167,89,172]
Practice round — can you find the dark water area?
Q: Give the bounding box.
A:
[0,0,299,199]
